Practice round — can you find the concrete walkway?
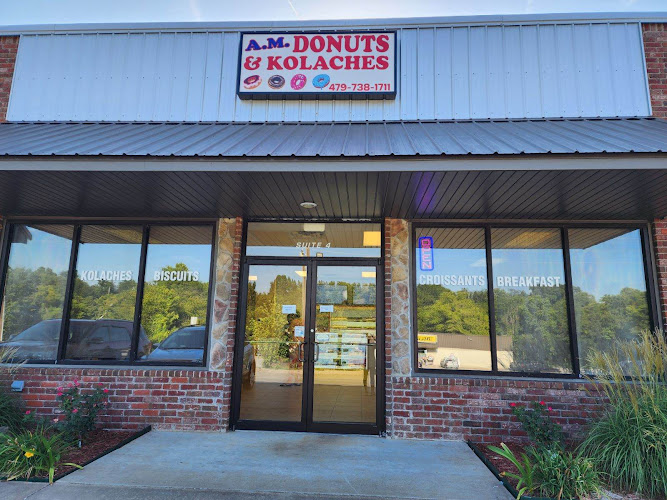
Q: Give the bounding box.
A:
[1,431,512,500]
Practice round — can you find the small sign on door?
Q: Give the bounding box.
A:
[282,304,297,314]
[294,326,305,338]
[320,304,334,313]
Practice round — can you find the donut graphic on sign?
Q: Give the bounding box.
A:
[312,74,330,89]
[290,74,307,90]
[243,75,262,90]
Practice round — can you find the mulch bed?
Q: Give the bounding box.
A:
[28,426,150,481]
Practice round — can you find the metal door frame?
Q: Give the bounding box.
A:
[231,257,385,435]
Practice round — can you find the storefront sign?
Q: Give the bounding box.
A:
[417,334,437,344]
[418,236,434,271]
[320,304,334,313]
[237,32,396,99]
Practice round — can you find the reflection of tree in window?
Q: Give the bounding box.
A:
[141,263,208,343]
[569,229,651,373]
[245,274,303,368]
[492,228,571,374]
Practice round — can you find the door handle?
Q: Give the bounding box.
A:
[313,342,320,363]
[298,342,305,362]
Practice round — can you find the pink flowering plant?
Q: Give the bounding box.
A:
[25,380,109,447]
[510,400,563,450]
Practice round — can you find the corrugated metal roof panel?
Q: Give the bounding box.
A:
[0,118,665,158]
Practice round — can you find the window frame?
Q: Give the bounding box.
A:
[411,221,660,379]
[0,219,217,367]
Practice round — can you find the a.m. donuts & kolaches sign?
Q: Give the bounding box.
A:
[236,32,396,99]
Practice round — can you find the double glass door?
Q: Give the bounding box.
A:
[234,260,380,433]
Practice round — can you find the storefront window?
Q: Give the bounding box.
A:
[413,224,654,377]
[414,227,491,371]
[139,225,213,364]
[65,225,143,361]
[246,222,381,258]
[0,225,73,361]
[491,228,572,374]
[0,221,214,365]
[569,228,651,373]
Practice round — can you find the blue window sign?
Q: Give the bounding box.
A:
[419,236,434,271]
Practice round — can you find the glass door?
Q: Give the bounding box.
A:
[235,260,380,433]
[311,265,377,426]
[238,264,309,427]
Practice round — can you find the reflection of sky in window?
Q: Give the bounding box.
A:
[76,244,211,284]
[8,227,72,274]
[143,245,211,284]
[416,247,487,291]
[10,227,212,285]
[570,230,645,299]
[75,243,141,283]
[491,248,565,293]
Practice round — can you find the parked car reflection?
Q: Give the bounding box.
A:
[0,318,151,361]
[141,325,255,379]
[142,326,206,364]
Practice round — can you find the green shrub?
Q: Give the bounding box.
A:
[510,400,564,450]
[490,443,601,500]
[25,380,109,447]
[0,391,24,432]
[488,443,536,499]
[580,329,667,498]
[531,447,601,500]
[0,427,79,483]
[0,346,26,433]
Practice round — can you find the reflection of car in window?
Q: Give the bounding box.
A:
[142,326,206,364]
[0,319,151,361]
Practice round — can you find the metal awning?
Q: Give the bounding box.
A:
[0,118,665,157]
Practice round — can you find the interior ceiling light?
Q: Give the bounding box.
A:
[300,201,318,209]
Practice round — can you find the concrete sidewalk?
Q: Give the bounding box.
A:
[1,431,512,500]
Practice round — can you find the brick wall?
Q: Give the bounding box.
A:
[653,218,667,327]
[384,219,393,434]
[383,218,607,443]
[1,217,245,432]
[1,368,227,431]
[643,23,667,119]
[388,376,603,443]
[0,36,18,122]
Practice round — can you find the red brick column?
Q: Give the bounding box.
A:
[0,36,18,122]
[384,218,393,434]
[653,218,667,327]
[643,23,667,119]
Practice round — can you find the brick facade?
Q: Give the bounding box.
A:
[653,218,667,327]
[1,217,244,432]
[0,216,663,439]
[383,218,607,443]
[643,23,667,119]
[0,36,18,122]
[1,368,227,431]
